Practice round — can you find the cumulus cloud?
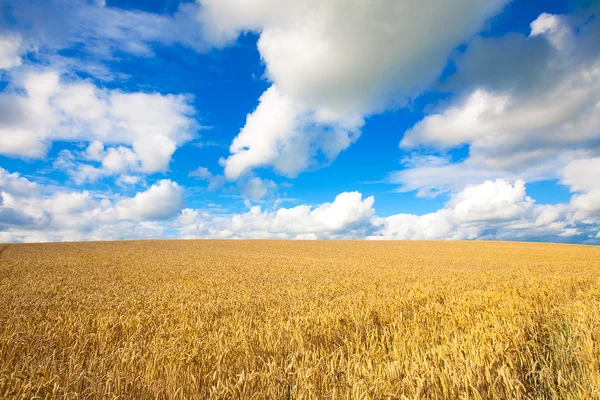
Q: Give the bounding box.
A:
[447,180,532,222]
[241,177,277,200]
[201,0,508,115]
[0,168,37,197]
[0,168,184,242]
[401,74,599,162]
[395,10,600,195]
[223,86,363,179]
[368,179,591,241]
[177,191,376,239]
[0,70,197,179]
[529,13,574,51]
[561,157,600,193]
[571,190,600,215]
[202,0,509,178]
[2,168,598,243]
[188,166,213,180]
[115,180,184,221]
[0,32,23,70]
[175,179,598,242]
[561,158,600,220]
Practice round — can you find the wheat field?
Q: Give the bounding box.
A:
[0,240,599,399]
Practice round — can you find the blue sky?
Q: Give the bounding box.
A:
[0,0,599,243]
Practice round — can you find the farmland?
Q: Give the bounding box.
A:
[0,240,599,399]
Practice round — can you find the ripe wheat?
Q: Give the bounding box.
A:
[0,240,599,399]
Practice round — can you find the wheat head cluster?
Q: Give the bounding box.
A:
[0,240,599,399]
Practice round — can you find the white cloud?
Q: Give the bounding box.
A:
[188,166,226,191]
[202,0,508,116]
[401,70,600,157]
[447,180,532,222]
[116,175,142,187]
[369,179,587,241]
[390,150,589,197]
[395,12,600,195]
[115,180,184,221]
[0,70,197,179]
[189,167,212,180]
[561,158,600,219]
[175,179,599,242]
[241,177,277,200]
[223,85,363,179]
[0,168,38,197]
[4,0,207,61]
[203,0,509,178]
[529,13,574,51]
[0,168,185,242]
[571,190,600,214]
[0,32,23,69]
[561,157,600,193]
[83,140,105,161]
[2,168,599,243]
[177,191,376,239]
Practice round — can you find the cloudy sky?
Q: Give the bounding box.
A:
[0,0,599,243]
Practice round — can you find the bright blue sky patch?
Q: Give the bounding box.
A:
[0,0,599,243]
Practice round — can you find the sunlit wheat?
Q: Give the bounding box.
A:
[0,240,599,399]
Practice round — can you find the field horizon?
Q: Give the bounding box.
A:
[1,240,599,399]
[3,238,599,247]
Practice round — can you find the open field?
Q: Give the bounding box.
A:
[0,240,599,399]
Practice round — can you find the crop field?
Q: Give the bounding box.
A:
[0,240,599,399]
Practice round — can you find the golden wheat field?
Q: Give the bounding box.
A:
[0,240,599,399]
